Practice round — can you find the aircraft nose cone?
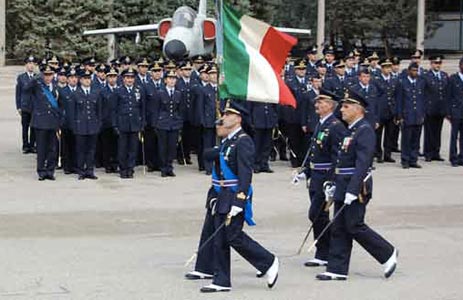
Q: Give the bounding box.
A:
[164,40,187,60]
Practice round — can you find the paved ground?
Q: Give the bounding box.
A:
[0,64,462,300]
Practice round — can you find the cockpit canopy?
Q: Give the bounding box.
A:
[172,6,197,29]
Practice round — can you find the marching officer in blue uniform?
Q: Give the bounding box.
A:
[198,101,279,293]
[396,62,426,169]
[16,56,38,154]
[27,65,63,181]
[447,58,463,167]
[72,70,103,180]
[372,58,399,163]
[250,101,278,173]
[301,90,347,268]
[100,67,119,173]
[316,90,398,281]
[423,55,448,162]
[113,67,146,178]
[59,67,79,174]
[155,70,184,177]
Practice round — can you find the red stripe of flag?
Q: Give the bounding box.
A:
[259,27,298,108]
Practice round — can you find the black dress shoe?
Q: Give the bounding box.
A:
[86,174,98,180]
[316,272,347,281]
[161,172,168,177]
[198,167,205,172]
[261,168,274,173]
[425,157,432,162]
[184,271,213,280]
[22,148,30,154]
[56,166,63,170]
[38,176,46,181]
[177,159,185,165]
[391,148,400,153]
[304,259,328,267]
[64,170,73,175]
[205,171,212,176]
[185,159,193,165]
[105,168,112,174]
[402,164,410,169]
[200,284,231,293]
[30,147,37,154]
[167,171,176,177]
[47,175,56,181]
[409,163,422,169]
[78,175,86,180]
[384,157,396,163]
[458,161,463,166]
[433,157,445,162]
[253,169,260,174]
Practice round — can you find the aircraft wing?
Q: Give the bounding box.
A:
[83,24,159,36]
[275,27,311,35]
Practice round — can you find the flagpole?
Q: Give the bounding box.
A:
[214,0,224,117]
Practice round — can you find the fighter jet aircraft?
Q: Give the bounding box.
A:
[83,0,311,60]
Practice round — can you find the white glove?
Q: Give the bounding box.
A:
[323,181,336,202]
[229,205,243,217]
[291,172,306,185]
[344,193,358,205]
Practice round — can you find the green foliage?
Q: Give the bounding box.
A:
[5,0,442,61]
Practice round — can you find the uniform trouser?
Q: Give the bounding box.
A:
[194,207,215,275]
[282,122,306,167]
[424,115,444,159]
[100,127,118,171]
[449,118,463,164]
[76,134,98,176]
[401,124,422,165]
[199,127,216,172]
[212,212,275,287]
[21,111,35,150]
[61,128,76,173]
[35,128,57,177]
[376,119,396,159]
[158,129,179,173]
[118,132,139,175]
[390,122,400,151]
[327,201,394,276]
[144,126,160,170]
[178,122,200,161]
[253,128,273,170]
[308,172,331,260]
[95,133,103,168]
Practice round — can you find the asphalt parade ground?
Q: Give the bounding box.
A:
[0,65,462,300]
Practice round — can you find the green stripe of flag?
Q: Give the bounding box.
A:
[219,3,250,100]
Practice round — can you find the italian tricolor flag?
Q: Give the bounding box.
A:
[219,3,297,107]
